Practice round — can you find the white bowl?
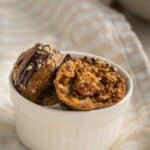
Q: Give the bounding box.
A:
[9,51,133,150]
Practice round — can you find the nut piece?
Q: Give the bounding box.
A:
[26,65,33,70]
[43,46,50,52]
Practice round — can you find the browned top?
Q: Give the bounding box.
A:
[14,43,59,86]
[55,56,126,110]
[12,43,64,105]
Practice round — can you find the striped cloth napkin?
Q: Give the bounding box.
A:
[0,0,149,149]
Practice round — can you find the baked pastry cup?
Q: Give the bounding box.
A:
[55,55,126,110]
[12,43,64,105]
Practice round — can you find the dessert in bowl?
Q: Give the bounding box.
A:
[10,43,133,150]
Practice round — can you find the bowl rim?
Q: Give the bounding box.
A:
[9,51,134,115]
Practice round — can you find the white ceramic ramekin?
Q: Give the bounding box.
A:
[10,51,133,150]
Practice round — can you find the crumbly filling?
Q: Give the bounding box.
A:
[55,56,126,104]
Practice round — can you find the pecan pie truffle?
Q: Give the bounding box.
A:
[12,43,64,105]
[54,57,126,110]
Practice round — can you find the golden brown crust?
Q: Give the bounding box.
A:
[54,57,126,110]
[12,43,64,105]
